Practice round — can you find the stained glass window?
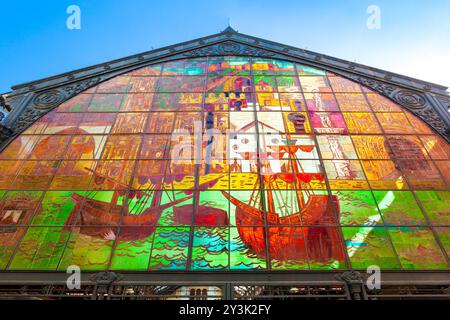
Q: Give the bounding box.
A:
[0,56,448,272]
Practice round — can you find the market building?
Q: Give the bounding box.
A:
[0,27,449,300]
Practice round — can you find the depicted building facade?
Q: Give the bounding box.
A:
[0,27,449,300]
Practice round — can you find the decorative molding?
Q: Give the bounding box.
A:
[183,40,276,57]
[0,124,13,145]
[91,271,121,285]
[335,271,365,284]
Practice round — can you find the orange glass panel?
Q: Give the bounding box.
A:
[335,93,371,112]
[111,113,148,134]
[343,112,382,134]
[328,76,362,93]
[90,160,135,190]
[419,135,450,159]
[361,160,409,190]
[101,135,142,160]
[396,160,446,190]
[145,112,175,133]
[12,161,59,190]
[0,160,23,189]
[50,160,96,190]
[365,93,402,112]
[64,135,107,160]
[385,136,429,159]
[351,135,391,159]
[404,111,434,134]
[376,112,415,134]
[121,93,153,112]
[0,136,40,160]
[435,161,450,185]
[78,113,117,134]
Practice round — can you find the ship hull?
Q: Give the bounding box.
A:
[65,193,191,241]
[173,205,229,226]
[222,191,344,262]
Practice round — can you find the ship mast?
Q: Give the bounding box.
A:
[288,145,306,209]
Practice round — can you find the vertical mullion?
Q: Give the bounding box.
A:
[251,57,273,271]
[186,57,208,271]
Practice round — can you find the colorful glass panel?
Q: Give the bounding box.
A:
[0,57,448,272]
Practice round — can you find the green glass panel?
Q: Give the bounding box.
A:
[435,227,450,256]
[388,227,448,270]
[296,64,326,76]
[58,227,114,271]
[343,227,400,269]
[88,94,125,112]
[9,227,70,270]
[31,191,85,226]
[332,190,382,226]
[373,191,426,226]
[415,191,450,225]
[110,229,154,270]
[208,57,251,75]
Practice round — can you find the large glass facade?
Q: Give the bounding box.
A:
[0,57,448,271]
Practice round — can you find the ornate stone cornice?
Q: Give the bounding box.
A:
[183,40,276,57]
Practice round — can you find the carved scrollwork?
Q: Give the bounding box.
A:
[0,124,13,145]
[183,41,275,57]
[11,107,42,132]
[394,90,427,109]
[91,271,121,285]
[33,90,65,109]
[62,77,102,96]
[335,271,365,284]
[183,46,216,57]
[217,42,241,55]
[32,77,102,111]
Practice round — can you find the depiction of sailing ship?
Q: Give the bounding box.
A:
[223,121,344,262]
[173,176,229,226]
[64,165,194,241]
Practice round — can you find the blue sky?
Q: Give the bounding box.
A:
[1,0,449,93]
